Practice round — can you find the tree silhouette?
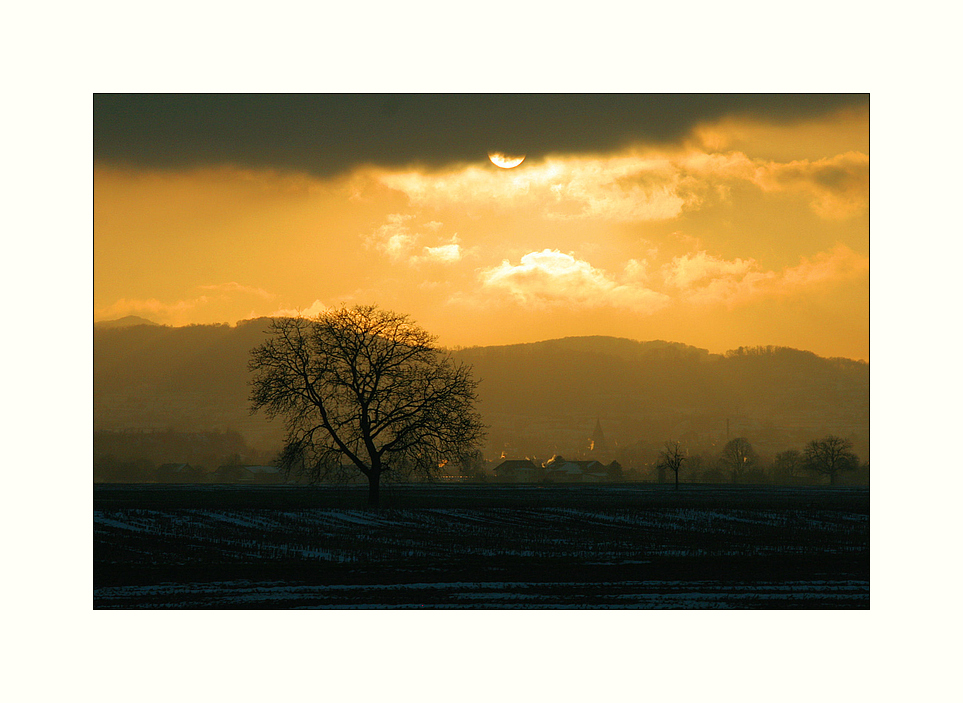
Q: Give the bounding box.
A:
[657,441,686,490]
[249,305,485,507]
[721,437,757,483]
[804,435,858,485]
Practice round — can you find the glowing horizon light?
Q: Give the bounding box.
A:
[488,151,526,169]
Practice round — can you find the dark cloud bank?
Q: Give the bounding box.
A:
[94,94,867,177]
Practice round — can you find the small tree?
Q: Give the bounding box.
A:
[249,305,486,507]
[804,435,858,485]
[657,441,686,490]
[721,437,757,483]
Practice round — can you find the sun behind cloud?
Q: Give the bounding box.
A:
[488,151,526,168]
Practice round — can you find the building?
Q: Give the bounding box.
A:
[544,455,607,483]
[493,459,540,483]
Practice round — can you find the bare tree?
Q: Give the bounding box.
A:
[249,305,486,507]
[657,441,686,490]
[804,435,858,485]
[720,437,758,483]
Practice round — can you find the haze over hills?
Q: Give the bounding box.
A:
[93,319,868,465]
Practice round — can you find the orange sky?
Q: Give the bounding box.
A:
[94,98,868,360]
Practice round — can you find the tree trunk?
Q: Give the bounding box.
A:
[367,472,381,508]
[674,470,679,490]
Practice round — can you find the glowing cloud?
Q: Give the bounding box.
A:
[268,299,329,318]
[417,242,462,264]
[662,251,756,289]
[480,249,670,312]
[376,154,691,222]
[368,213,417,262]
[368,216,463,266]
[661,245,868,308]
[371,144,867,225]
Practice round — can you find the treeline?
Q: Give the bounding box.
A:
[93,429,275,482]
[645,435,868,486]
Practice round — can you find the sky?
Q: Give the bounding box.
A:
[94,94,869,360]
[11,2,962,694]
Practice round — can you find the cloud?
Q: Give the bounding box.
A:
[662,251,756,289]
[368,217,463,265]
[750,151,869,218]
[623,257,654,284]
[660,244,867,308]
[418,242,462,264]
[480,249,670,312]
[95,94,867,178]
[268,299,329,318]
[367,213,417,262]
[377,155,691,222]
[780,243,869,287]
[373,144,867,224]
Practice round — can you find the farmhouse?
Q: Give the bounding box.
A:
[493,459,540,483]
[493,455,617,483]
[544,456,607,483]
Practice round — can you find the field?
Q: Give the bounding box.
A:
[94,484,869,609]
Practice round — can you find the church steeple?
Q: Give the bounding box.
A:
[590,418,608,454]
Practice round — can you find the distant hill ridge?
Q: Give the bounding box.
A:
[95,315,161,329]
[93,320,868,458]
[92,319,858,363]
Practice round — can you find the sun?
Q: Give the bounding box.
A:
[488,151,526,169]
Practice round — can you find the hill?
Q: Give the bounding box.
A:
[93,322,868,462]
[94,315,161,329]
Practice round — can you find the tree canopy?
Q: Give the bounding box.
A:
[249,305,485,506]
[720,437,758,483]
[804,435,858,485]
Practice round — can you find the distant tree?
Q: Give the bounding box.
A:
[804,435,858,485]
[773,449,803,483]
[721,437,758,483]
[458,449,489,482]
[249,305,486,507]
[657,441,686,490]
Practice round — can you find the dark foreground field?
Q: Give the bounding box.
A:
[94,484,869,609]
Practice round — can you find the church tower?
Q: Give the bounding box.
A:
[589,418,608,455]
